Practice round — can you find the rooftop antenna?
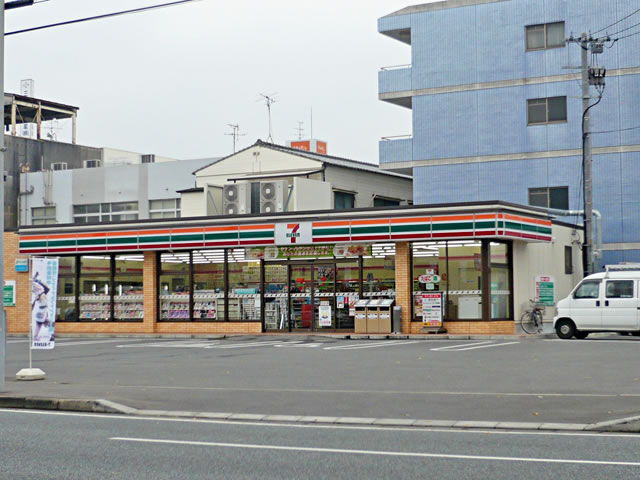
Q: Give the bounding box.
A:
[259,93,277,143]
[225,123,245,153]
[295,121,304,140]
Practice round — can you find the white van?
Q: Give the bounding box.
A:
[553,265,640,339]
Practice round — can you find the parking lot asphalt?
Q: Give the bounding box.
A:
[2,334,640,427]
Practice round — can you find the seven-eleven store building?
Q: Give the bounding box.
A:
[12,201,583,336]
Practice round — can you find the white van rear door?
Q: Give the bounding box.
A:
[601,279,637,330]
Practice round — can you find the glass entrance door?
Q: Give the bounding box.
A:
[314,263,335,330]
[290,264,312,331]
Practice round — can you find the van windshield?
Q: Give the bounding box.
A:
[574,280,600,299]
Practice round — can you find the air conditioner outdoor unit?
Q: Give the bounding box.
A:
[141,154,155,164]
[222,183,251,215]
[51,162,68,171]
[260,180,287,213]
[83,159,101,168]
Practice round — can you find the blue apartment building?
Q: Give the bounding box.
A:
[378,0,640,269]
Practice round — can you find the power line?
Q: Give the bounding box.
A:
[613,29,640,41]
[607,19,640,37]
[5,0,202,36]
[591,125,640,135]
[591,7,640,35]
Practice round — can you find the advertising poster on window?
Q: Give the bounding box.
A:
[318,304,332,327]
[31,257,59,349]
[421,293,443,327]
[535,276,555,306]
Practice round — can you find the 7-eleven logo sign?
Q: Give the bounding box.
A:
[286,223,301,243]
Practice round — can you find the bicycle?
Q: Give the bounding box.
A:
[520,299,546,334]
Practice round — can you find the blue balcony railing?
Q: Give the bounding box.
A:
[379,135,413,165]
[378,65,412,94]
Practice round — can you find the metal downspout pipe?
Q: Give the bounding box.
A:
[540,207,603,263]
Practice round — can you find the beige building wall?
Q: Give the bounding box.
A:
[512,224,583,323]
[324,166,413,208]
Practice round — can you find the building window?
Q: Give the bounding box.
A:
[526,22,565,50]
[565,246,573,274]
[334,191,355,210]
[529,186,569,210]
[73,202,139,223]
[373,197,401,208]
[527,96,567,125]
[32,206,56,225]
[150,199,181,219]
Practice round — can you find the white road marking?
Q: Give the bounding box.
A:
[4,409,640,439]
[110,436,640,467]
[430,341,493,351]
[324,341,423,350]
[53,339,140,347]
[274,343,320,348]
[118,341,220,348]
[449,342,520,352]
[214,340,303,349]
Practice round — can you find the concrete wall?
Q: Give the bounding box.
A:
[324,165,412,208]
[512,223,583,323]
[20,158,210,225]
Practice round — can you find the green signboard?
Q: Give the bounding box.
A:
[535,276,555,306]
[246,244,372,260]
[4,280,16,307]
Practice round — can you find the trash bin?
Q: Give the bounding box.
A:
[392,306,402,334]
[366,299,382,333]
[377,299,395,334]
[354,300,370,334]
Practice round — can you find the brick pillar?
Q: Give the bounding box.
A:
[143,251,157,333]
[395,242,412,334]
[4,232,30,333]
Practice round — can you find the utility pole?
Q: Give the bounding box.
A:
[567,32,607,276]
[581,33,593,277]
[1,0,6,392]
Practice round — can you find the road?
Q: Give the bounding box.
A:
[2,408,640,479]
[3,335,640,425]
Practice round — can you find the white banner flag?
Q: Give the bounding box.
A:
[31,258,59,350]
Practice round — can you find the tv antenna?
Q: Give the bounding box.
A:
[259,93,277,143]
[295,121,304,140]
[225,124,246,153]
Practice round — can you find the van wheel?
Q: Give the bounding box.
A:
[575,331,589,339]
[556,319,576,339]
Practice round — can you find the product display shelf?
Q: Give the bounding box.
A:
[160,294,190,320]
[79,295,111,320]
[114,294,144,320]
[193,292,223,320]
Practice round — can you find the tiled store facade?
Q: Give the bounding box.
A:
[8,202,582,336]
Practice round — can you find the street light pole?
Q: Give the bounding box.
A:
[0,0,6,393]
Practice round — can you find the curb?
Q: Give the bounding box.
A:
[2,396,636,432]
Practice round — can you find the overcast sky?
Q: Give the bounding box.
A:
[5,0,436,163]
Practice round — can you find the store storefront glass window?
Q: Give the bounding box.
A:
[228,249,261,321]
[79,256,111,321]
[159,252,191,320]
[490,242,512,319]
[412,242,447,321]
[363,243,395,298]
[114,255,144,321]
[56,257,77,322]
[192,249,225,321]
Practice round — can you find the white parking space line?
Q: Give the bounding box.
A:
[430,341,493,351]
[323,341,424,350]
[110,437,640,467]
[53,339,141,347]
[118,341,220,348]
[274,343,320,348]
[213,340,303,349]
[452,342,520,351]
